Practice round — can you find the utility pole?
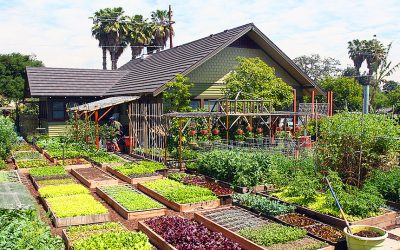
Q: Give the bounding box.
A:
[169,5,173,48]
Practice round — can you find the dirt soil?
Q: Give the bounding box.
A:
[277,213,317,227]
[354,230,382,238]
[74,167,115,181]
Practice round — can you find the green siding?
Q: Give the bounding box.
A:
[187,47,300,99]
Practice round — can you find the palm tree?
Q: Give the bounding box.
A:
[90,11,109,69]
[149,9,174,52]
[125,15,154,59]
[347,39,366,77]
[90,7,128,70]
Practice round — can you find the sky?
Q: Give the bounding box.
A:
[0,0,399,81]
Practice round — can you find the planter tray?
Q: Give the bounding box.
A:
[71,167,119,189]
[233,202,345,246]
[96,185,166,220]
[138,221,177,250]
[185,169,265,193]
[106,166,164,185]
[137,182,220,212]
[39,196,109,227]
[259,192,398,229]
[194,211,334,250]
[29,174,75,191]
[53,158,92,170]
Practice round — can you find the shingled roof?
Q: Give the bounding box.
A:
[27,23,321,97]
[27,67,129,97]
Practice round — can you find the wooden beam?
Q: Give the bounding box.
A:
[95,110,99,150]
[98,106,114,121]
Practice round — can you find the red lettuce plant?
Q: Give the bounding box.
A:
[145,216,241,250]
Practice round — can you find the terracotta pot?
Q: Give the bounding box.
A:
[189,130,197,136]
[256,127,263,134]
[237,129,244,135]
[212,129,220,135]
[246,126,253,132]
[201,129,209,135]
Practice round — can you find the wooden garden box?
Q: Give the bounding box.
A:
[96,185,166,220]
[71,167,119,189]
[106,166,164,184]
[137,183,220,212]
[39,196,109,227]
[138,221,177,250]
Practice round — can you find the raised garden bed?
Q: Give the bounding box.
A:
[106,166,163,184]
[40,194,109,227]
[169,172,234,205]
[83,154,129,169]
[259,192,398,229]
[96,184,166,220]
[195,207,332,250]
[138,216,241,250]
[62,222,152,250]
[32,177,76,190]
[137,179,220,212]
[0,170,21,183]
[71,167,119,188]
[56,158,92,170]
[186,169,265,193]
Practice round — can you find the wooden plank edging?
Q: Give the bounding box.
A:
[71,167,119,189]
[138,221,177,250]
[106,166,163,184]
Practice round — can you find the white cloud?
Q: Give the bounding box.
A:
[0,0,399,80]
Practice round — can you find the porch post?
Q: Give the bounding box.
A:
[95,110,99,150]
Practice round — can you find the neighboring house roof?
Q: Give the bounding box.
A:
[26,67,129,97]
[27,23,322,97]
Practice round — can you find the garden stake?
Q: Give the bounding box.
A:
[325,176,353,234]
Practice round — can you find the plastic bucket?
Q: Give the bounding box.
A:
[344,225,388,250]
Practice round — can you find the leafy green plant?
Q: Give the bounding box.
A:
[12,143,32,152]
[0,208,63,250]
[46,194,108,218]
[101,185,163,211]
[238,223,307,247]
[0,116,18,160]
[29,166,67,178]
[13,151,43,160]
[17,159,49,168]
[39,184,88,198]
[364,168,400,203]
[73,231,152,250]
[233,193,294,216]
[66,222,125,242]
[113,161,165,177]
[0,161,6,170]
[36,177,75,187]
[142,179,217,204]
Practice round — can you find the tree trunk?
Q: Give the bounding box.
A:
[102,48,107,70]
[110,52,116,70]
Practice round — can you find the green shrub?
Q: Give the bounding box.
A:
[195,149,274,187]
[364,168,400,203]
[101,185,163,211]
[39,184,88,198]
[46,194,108,218]
[0,161,6,170]
[233,193,294,216]
[238,223,307,247]
[318,113,400,183]
[142,179,217,204]
[29,166,67,178]
[0,116,18,160]
[0,209,63,250]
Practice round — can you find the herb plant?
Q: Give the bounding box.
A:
[238,223,307,247]
[101,185,164,211]
[39,184,89,198]
[46,194,108,218]
[233,193,294,216]
[145,216,241,250]
[29,166,67,178]
[142,179,218,204]
[66,222,125,242]
[364,168,400,203]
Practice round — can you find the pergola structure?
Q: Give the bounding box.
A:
[68,96,139,149]
[163,90,333,170]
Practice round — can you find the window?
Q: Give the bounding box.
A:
[204,100,216,111]
[189,100,200,110]
[52,101,65,120]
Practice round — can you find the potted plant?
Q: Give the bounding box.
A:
[188,130,198,149]
[344,225,388,250]
[212,128,220,135]
[256,127,263,134]
[235,128,245,143]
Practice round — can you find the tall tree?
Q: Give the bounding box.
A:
[125,15,154,59]
[90,13,109,69]
[223,57,293,110]
[293,54,342,83]
[319,77,362,111]
[347,39,366,76]
[149,9,173,53]
[90,7,128,70]
[0,53,43,102]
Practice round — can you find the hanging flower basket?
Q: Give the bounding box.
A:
[256,127,263,134]
[246,126,253,132]
[200,129,209,135]
[236,129,244,135]
[189,130,197,136]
